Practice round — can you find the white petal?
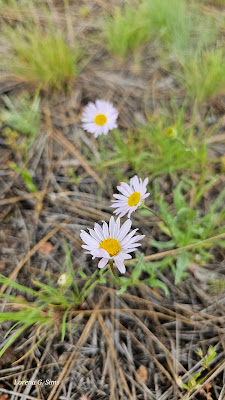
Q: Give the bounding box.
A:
[110,201,128,208]
[113,217,121,239]
[116,253,132,260]
[80,231,99,247]
[98,258,109,269]
[143,177,148,186]
[132,176,140,191]
[123,248,138,253]
[121,182,133,193]
[113,194,127,200]
[120,229,139,246]
[102,124,109,135]
[128,208,136,218]
[109,216,115,237]
[124,243,142,250]
[122,233,144,247]
[117,219,132,241]
[89,228,101,242]
[94,223,105,241]
[113,208,128,218]
[114,259,126,274]
[91,248,109,258]
[82,244,97,251]
[102,221,109,239]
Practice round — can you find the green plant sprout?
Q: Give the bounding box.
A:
[102,0,220,63]
[0,245,106,357]
[0,0,83,91]
[1,94,40,139]
[182,346,217,399]
[144,181,225,283]
[145,0,218,55]
[1,94,40,161]
[95,103,215,180]
[208,278,225,294]
[113,255,169,296]
[9,163,38,193]
[179,48,225,102]
[0,240,110,355]
[103,3,152,59]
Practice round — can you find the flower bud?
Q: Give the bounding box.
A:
[58,273,73,288]
[165,127,178,138]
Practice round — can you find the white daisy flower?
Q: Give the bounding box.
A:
[111,175,150,218]
[81,99,118,137]
[80,216,144,274]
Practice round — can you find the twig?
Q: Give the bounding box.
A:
[128,232,225,264]
[54,130,103,187]
[0,189,49,206]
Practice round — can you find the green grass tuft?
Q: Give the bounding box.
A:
[96,104,211,179]
[179,49,225,101]
[102,3,152,59]
[142,180,225,284]
[1,26,81,90]
[103,0,219,62]
[144,0,219,57]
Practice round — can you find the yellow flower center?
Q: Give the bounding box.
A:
[128,192,141,207]
[94,114,107,126]
[100,238,121,257]
[165,127,177,138]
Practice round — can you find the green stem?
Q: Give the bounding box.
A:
[142,204,173,236]
[174,137,191,152]
[109,260,123,285]
[80,280,99,303]
[79,269,99,299]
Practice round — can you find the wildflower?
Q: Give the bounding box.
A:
[80,217,144,274]
[81,99,118,137]
[111,175,150,218]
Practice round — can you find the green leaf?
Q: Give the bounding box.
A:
[175,251,189,284]
[98,269,106,284]
[138,209,153,216]
[151,240,176,249]
[10,164,37,193]
[116,285,127,296]
[177,208,196,224]
[4,321,21,338]
[0,323,30,358]
[194,177,217,204]
[173,182,188,212]
[130,254,145,283]
[0,274,37,296]
[149,279,169,295]
[182,383,189,390]
[26,181,37,193]
[157,222,172,237]
[78,268,88,279]
[61,308,69,341]
[217,240,225,247]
